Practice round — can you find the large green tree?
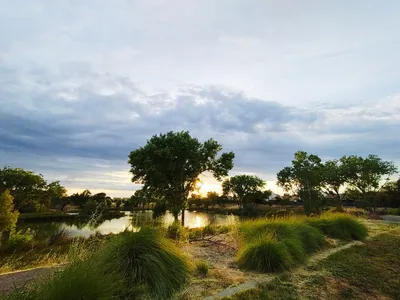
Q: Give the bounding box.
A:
[341,155,397,210]
[277,151,323,214]
[222,175,267,207]
[128,131,235,224]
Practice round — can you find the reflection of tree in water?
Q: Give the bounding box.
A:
[17,222,62,242]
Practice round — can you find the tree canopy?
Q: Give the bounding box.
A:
[128,131,235,223]
[277,151,324,213]
[222,174,268,207]
[0,167,67,212]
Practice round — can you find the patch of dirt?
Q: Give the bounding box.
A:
[179,233,266,299]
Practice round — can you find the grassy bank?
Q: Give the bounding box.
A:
[236,213,367,273]
[223,227,400,300]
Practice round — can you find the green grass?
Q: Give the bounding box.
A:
[99,227,191,299]
[236,213,366,273]
[236,234,293,272]
[224,227,400,300]
[307,213,368,241]
[195,260,209,276]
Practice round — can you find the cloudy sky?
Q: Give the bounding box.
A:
[1,0,399,196]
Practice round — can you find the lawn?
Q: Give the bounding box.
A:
[224,226,400,300]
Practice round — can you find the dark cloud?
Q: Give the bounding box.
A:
[0,64,399,195]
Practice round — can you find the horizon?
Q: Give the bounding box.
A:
[1,1,400,197]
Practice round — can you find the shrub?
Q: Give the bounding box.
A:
[196,260,209,276]
[281,236,306,263]
[166,221,188,241]
[3,229,34,252]
[236,235,293,272]
[387,208,400,216]
[307,214,368,241]
[291,223,325,253]
[100,228,191,298]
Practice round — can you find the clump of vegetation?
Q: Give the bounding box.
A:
[195,260,209,276]
[236,213,366,273]
[3,229,34,252]
[100,227,191,298]
[167,221,189,241]
[48,228,72,246]
[237,234,293,272]
[307,213,368,240]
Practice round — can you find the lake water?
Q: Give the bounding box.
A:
[18,211,239,240]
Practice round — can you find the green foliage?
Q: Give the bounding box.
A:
[237,235,293,272]
[307,213,368,240]
[0,190,19,234]
[128,131,235,222]
[100,228,191,298]
[195,260,209,276]
[166,221,189,241]
[387,207,400,215]
[277,151,324,214]
[3,229,34,252]
[0,167,67,212]
[222,174,268,206]
[341,155,397,194]
[321,159,347,209]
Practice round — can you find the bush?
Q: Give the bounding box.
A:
[3,229,34,252]
[291,223,325,253]
[166,221,188,241]
[387,208,400,216]
[281,236,306,263]
[196,260,209,276]
[236,235,293,272]
[100,228,191,298]
[307,214,368,241]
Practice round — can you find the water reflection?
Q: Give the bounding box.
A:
[17,211,239,239]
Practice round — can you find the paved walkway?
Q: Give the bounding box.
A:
[0,265,63,295]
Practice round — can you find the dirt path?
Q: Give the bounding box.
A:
[0,265,63,295]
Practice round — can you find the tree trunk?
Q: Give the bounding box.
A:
[335,192,343,211]
[181,209,185,226]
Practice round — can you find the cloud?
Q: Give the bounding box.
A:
[1,63,399,195]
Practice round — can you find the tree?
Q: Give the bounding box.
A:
[321,159,347,210]
[222,175,266,207]
[277,151,323,214]
[128,131,235,225]
[0,190,19,236]
[206,191,220,208]
[0,167,48,212]
[341,155,397,211]
[44,181,68,210]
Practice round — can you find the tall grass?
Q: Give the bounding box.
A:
[236,213,367,273]
[237,234,293,272]
[307,213,368,241]
[100,227,192,299]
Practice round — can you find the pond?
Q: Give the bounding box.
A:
[17,211,239,241]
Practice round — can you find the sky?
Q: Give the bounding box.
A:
[1,0,399,197]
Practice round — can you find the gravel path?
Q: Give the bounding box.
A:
[0,266,63,295]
